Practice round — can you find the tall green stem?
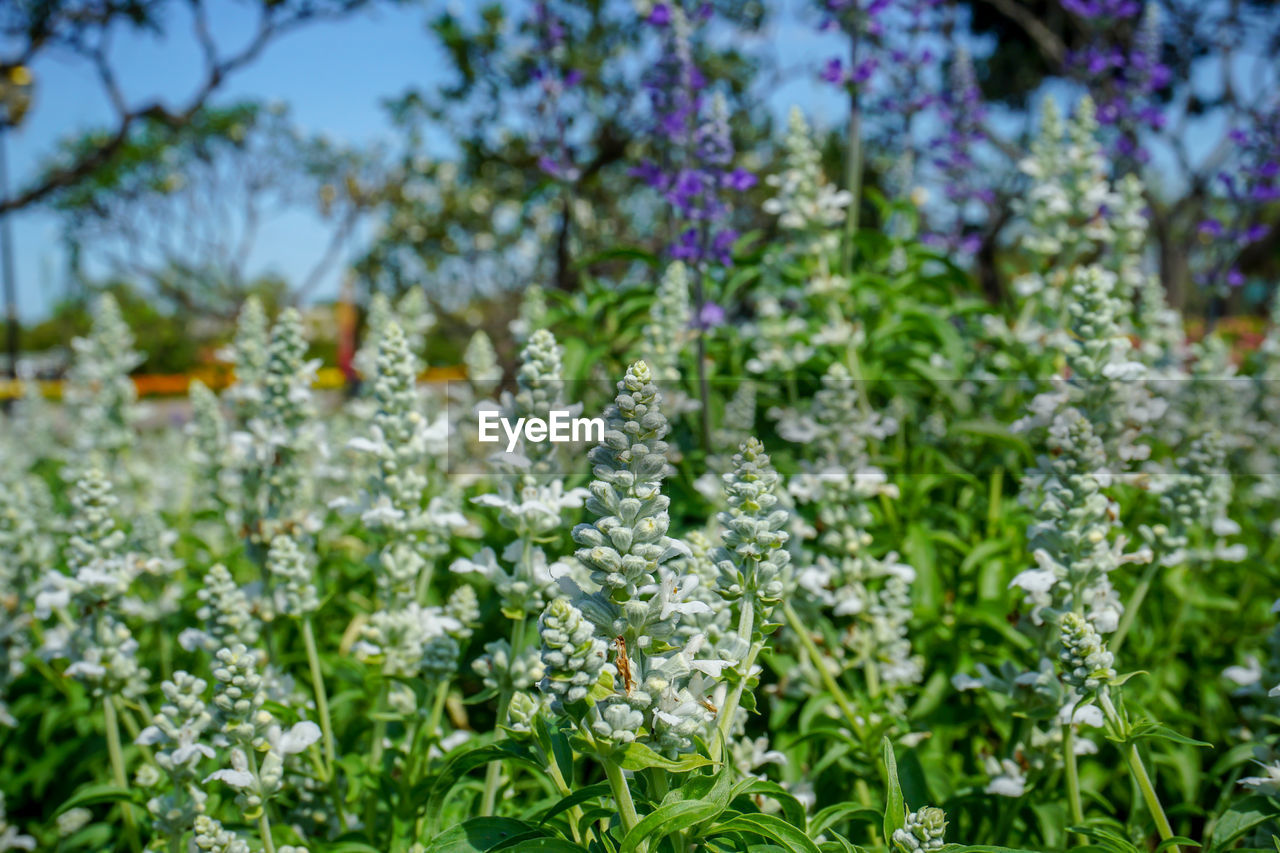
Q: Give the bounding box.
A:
[246,750,277,853]
[1111,559,1159,655]
[1062,723,1085,840]
[693,266,713,456]
[544,754,585,844]
[715,597,758,753]
[603,758,642,843]
[481,614,527,815]
[782,600,867,742]
[302,618,336,774]
[1098,691,1178,852]
[104,695,141,853]
[366,682,389,835]
[413,682,453,842]
[841,31,864,277]
[303,617,346,831]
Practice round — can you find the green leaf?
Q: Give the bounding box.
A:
[732,778,807,830]
[709,813,822,853]
[938,846,1049,853]
[897,747,931,812]
[550,727,575,785]
[424,742,544,831]
[492,839,589,852]
[619,741,714,773]
[425,817,542,852]
[1131,723,1212,748]
[1155,838,1201,852]
[1209,796,1278,852]
[53,784,143,817]
[818,834,865,853]
[810,804,882,838]
[882,737,906,844]
[621,799,723,853]
[535,782,611,827]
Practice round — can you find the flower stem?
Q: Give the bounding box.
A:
[259,814,277,853]
[481,614,527,815]
[692,266,713,456]
[1111,559,1159,655]
[782,599,867,742]
[247,749,277,853]
[544,751,584,844]
[841,31,864,278]
[411,681,453,842]
[302,618,336,774]
[1062,722,1085,840]
[603,757,642,846]
[103,694,141,853]
[715,597,758,755]
[1098,691,1178,852]
[365,682,389,835]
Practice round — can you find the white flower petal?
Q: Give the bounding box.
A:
[204,768,255,789]
[279,721,322,754]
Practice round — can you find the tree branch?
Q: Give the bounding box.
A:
[1,1,374,215]
[976,0,1066,67]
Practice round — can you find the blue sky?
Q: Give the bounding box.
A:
[7,1,462,320]
[5,0,857,321]
[5,1,1255,322]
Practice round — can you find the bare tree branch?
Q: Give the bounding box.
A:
[0,0,378,214]
[975,0,1066,67]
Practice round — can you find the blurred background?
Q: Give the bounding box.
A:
[0,0,1277,386]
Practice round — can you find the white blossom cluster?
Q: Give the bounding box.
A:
[539,361,728,757]
[236,307,323,549]
[62,293,144,475]
[36,468,150,700]
[775,363,923,704]
[452,329,588,676]
[642,262,692,383]
[763,107,851,257]
[344,320,465,683]
[203,644,321,817]
[465,329,502,394]
[1014,97,1116,304]
[892,806,947,853]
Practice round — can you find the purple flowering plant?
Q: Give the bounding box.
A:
[1196,101,1280,292]
[921,47,996,257]
[529,1,585,182]
[1064,1,1171,162]
[633,2,755,269]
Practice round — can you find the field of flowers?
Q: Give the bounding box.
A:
[2,73,1280,853]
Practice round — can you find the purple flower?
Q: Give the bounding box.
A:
[648,3,671,25]
[635,3,750,268]
[710,230,737,265]
[922,47,991,256]
[724,168,756,191]
[1198,219,1224,239]
[529,2,584,181]
[671,228,701,262]
[696,301,727,329]
[820,58,846,84]
[851,57,878,83]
